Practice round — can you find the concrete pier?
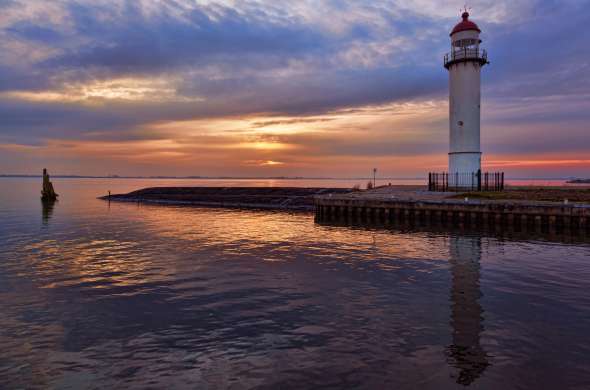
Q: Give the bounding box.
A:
[315,195,590,234]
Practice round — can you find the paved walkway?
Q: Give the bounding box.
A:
[326,185,451,202]
[321,185,590,208]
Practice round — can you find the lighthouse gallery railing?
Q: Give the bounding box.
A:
[444,48,488,68]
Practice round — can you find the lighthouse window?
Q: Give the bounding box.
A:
[453,39,477,48]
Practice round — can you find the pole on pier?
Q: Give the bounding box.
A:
[373,168,377,188]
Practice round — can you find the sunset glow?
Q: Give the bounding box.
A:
[1,0,588,178]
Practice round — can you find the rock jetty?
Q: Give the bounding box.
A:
[101,187,352,211]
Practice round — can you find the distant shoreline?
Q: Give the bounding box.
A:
[0,174,577,181]
[0,174,420,180]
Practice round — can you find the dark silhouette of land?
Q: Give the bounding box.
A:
[102,187,352,211]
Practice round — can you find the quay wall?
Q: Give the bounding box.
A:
[315,197,590,233]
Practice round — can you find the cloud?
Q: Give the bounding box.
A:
[0,0,589,176]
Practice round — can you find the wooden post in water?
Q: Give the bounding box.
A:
[41,169,58,201]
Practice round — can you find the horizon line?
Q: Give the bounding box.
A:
[0,174,579,181]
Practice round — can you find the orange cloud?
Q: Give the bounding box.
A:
[486,159,590,168]
[243,160,285,167]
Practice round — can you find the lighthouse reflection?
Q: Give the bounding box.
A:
[315,216,491,384]
[446,236,489,385]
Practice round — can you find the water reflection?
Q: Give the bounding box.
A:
[2,180,590,389]
[316,218,491,385]
[41,199,56,225]
[446,236,489,385]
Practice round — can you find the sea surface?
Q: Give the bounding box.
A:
[1,178,590,389]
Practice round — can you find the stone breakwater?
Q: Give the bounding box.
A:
[102,185,590,234]
[101,187,352,211]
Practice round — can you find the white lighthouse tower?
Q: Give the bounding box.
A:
[445,11,488,187]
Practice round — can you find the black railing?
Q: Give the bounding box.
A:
[444,48,488,69]
[428,171,504,192]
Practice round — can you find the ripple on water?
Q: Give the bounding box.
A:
[1,181,590,389]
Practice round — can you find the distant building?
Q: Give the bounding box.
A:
[444,12,489,186]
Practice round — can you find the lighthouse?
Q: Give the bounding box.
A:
[444,11,488,187]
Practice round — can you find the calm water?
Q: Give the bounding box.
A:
[1,178,590,389]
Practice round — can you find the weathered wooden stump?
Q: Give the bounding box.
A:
[41,168,58,201]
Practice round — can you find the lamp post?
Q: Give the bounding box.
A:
[373,168,377,188]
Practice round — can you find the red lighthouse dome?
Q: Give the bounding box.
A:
[450,12,481,36]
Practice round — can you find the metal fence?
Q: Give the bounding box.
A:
[444,48,488,69]
[428,171,504,192]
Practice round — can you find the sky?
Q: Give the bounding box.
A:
[0,0,589,178]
